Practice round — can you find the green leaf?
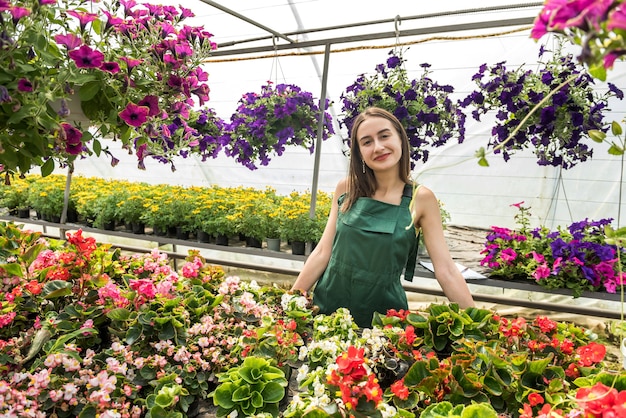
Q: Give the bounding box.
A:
[478,157,489,167]
[41,158,55,177]
[608,143,624,155]
[588,64,607,81]
[42,280,72,299]
[403,360,431,386]
[78,81,102,101]
[213,383,235,409]
[78,405,97,418]
[106,308,132,321]
[461,403,498,418]
[93,139,102,156]
[261,381,287,403]
[157,321,176,341]
[0,263,23,277]
[125,324,142,345]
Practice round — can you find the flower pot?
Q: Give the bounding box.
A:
[103,220,116,231]
[17,207,30,218]
[125,222,133,232]
[176,227,189,240]
[66,207,78,223]
[132,222,145,235]
[50,215,61,223]
[216,234,229,246]
[266,238,281,252]
[197,230,213,243]
[291,240,305,255]
[167,226,178,238]
[246,236,262,248]
[8,208,17,216]
[153,225,167,236]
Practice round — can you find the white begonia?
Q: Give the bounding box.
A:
[227,410,238,418]
[296,364,309,383]
[298,344,309,361]
[312,376,328,398]
[379,402,399,418]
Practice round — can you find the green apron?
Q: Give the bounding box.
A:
[313,184,418,328]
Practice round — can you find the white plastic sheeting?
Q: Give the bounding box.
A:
[63,1,626,231]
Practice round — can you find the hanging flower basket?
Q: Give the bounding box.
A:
[0,0,217,176]
[459,42,624,169]
[222,82,334,170]
[339,49,466,167]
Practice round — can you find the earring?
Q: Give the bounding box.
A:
[362,160,366,173]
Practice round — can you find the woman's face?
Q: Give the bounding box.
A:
[356,116,403,174]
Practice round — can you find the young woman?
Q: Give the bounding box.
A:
[291,107,475,327]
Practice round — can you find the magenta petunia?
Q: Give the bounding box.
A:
[66,9,98,30]
[38,0,56,4]
[608,4,626,30]
[9,6,30,22]
[60,122,84,155]
[54,33,82,50]
[120,56,143,70]
[100,61,121,74]
[119,102,150,127]
[69,44,105,68]
[17,78,33,92]
[137,95,160,117]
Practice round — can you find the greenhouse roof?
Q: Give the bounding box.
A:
[192,1,544,57]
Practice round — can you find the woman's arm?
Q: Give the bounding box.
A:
[413,186,475,308]
[290,178,347,293]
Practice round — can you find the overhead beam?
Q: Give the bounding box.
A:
[208,17,535,57]
[198,0,297,45]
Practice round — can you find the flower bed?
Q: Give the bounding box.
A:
[1,222,625,417]
[480,202,625,297]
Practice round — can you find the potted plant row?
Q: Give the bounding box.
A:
[0,175,332,251]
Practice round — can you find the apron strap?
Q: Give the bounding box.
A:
[402,184,420,282]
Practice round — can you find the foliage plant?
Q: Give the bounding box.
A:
[0,0,217,176]
[339,48,466,167]
[210,356,289,417]
[222,82,335,170]
[0,222,623,417]
[459,41,623,169]
[480,201,625,297]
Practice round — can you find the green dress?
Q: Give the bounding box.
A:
[312,184,418,328]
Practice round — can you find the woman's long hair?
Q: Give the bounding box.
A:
[342,107,412,212]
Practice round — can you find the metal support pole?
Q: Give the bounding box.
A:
[309,43,331,220]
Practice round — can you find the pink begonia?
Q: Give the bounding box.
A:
[105,358,128,375]
[28,249,57,273]
[44,353,63,368]
[129,279,157,299]
[0,311,16,328]
[218,276,242,295]
[98,282,130,308]
[62,355,81,372]
[88,370,117,392]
